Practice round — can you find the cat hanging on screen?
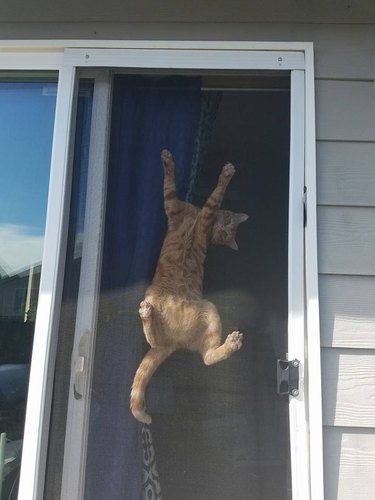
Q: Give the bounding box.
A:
[131,149,248,424]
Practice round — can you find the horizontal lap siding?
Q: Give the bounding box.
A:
[321,348,375,427]
[316,39,375,500]
[323,428,375,500]
[317,142,375,207]
[317,206,375,275]
[0,1,375,23]
[319,275,375,349]
[316,81,375,142]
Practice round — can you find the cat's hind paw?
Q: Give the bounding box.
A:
[139,301,153,320]
[225,330,243,352]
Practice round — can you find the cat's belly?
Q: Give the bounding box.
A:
[143,292,211,347]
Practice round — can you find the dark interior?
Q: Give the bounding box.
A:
[149,87,291,499]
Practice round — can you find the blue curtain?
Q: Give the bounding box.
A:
[85,76,202,500]
[102,75,204,289]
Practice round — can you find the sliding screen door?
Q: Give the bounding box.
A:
[46,47,311,500]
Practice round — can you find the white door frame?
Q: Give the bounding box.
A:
[5,41,322,500]
[0,53,76,500]
[60,69,113,500]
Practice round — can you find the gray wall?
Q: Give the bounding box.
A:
[0,0,375,23]
[1,5,375,499]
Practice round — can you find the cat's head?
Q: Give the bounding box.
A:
[212,209,249,250]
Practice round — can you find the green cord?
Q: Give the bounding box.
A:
[0,433,7,500]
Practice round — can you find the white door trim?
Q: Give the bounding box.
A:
[60,70,113,500]
[16,63,78,500]
[63,47,304,70]
[288,69,310,499]
[304,44,324,500]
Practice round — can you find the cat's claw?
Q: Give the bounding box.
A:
[225,330,243,352]
[139,301,153,320]
[222,163,235,177]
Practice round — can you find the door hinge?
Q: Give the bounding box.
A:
[277,358,300,397]
[303,186,307,227]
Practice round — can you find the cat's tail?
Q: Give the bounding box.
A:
[130,346,175,425]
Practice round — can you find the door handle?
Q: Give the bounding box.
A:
[73,330,90,400]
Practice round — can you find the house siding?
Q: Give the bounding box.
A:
[307,24,375,500]
[315,63,375,500]
[0,14,374,500]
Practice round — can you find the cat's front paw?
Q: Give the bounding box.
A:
[222,162,235,178]
[139,301,153,320]
[161,149,172,162]
[225,330,243,352]
[161,149,174,174]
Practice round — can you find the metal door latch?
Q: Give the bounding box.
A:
[277,358,300,397]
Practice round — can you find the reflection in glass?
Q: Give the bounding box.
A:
[0,79,57,499]
[44,80,94,500]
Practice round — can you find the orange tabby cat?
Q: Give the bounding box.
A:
[130,150,246,424]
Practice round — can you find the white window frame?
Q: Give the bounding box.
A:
[0,40,323,500]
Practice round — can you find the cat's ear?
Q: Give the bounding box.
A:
[226,238,239,251]
[227,213,248,250]
[235,213,249,224]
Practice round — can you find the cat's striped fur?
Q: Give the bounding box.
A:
[130,150,244,424]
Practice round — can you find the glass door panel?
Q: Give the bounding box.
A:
[44,79,94,500]
[0,77,57,500]
[81,74,291,500]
